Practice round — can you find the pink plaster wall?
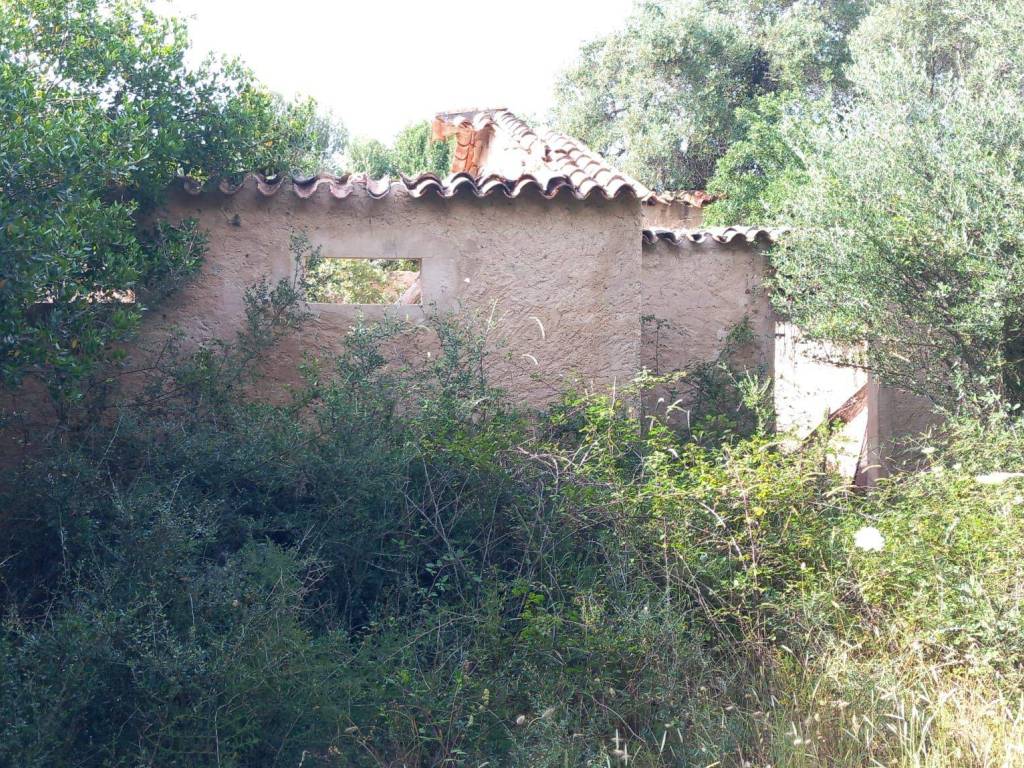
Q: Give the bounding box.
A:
[641,201,704,229]
[639,237,774,421]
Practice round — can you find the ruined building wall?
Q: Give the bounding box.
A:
[641,201,704,229]
[639,242,937,483]
[639,237,774,423]
[641,239,774,374]
[136,182,643,406]
[2,180,938,483]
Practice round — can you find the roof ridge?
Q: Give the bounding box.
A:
[432,108,657,202]
[541,127,655,201]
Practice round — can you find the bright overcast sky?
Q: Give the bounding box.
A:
[161,0,635,142]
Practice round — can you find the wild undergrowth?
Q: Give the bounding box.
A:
[1,284,1022,767]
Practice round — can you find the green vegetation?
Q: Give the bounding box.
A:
[554,0,869,191]
[559,0,1024,411]
[348,121,454,178]
[0,0,345,402]
[2,291,1023,766]
[770,0,1024,409]
[297,233,420,305]
[3,0,1024,765]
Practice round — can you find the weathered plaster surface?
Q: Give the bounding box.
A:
[861,384,940,482]
[774,322,940,484]
[1,183,940,484]
[139,185,642,406]
[641,239,773,376]
[641,201,704,229]
[639,238,773,422]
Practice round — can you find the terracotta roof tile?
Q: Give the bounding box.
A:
[433,108,657,201]
[181,108,657,204]
[642,227,784,245]
[180,171,638,202]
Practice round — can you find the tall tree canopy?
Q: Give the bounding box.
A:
[0,0,345,398]
[772,0,1024,409]
[559,0,1024,410]
[553,0,870,191]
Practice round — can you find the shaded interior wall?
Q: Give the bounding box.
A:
[773,322,871,480]
[861,384,941,484]
[640,238,774,419]
[773,322,941,484]
[133,184,642,407]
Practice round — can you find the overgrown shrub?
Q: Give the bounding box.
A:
[1,294,1023,766]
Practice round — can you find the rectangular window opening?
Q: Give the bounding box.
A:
[305,258,421,305]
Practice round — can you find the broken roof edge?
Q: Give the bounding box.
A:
[642,226,785,245]
[646,190,722,208]
[176,171,654,202]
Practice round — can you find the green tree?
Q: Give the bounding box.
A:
[0,0,345,400]
[771,0,1024,409]
[347,136,397,177]
[553,0,870,191]
[703,93,810,224]
[391,121,452,177]
[347,121,452,178]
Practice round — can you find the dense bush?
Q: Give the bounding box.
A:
[2,291,1022,766]
[771,0,1024,410]
[0,0,345,399]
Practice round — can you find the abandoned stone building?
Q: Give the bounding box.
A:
[133,108,928,482]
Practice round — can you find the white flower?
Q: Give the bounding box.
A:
[921,446,936,456]
[974,471,1024,485]
[854,526,885,552]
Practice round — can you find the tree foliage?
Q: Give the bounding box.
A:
[703,93,810,224]
[0,0,345,398]
[553,0,870,191]
[771,0,1024,408]
[347,121,453,178]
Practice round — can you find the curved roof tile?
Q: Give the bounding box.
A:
[434,108,657,202]
[642,226,784,245]
[181,109,707,208]
[179,170,649,202]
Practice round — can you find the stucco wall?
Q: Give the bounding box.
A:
[773,322,871,480]
[861,384,940,482]
[0,185,942,482]
[641,239,773,374]
[773,322,940,484]
[135,183,642,406]
[639,238,774,421]
[641,201,704,229]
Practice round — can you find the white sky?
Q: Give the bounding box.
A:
[162,0,635,142]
